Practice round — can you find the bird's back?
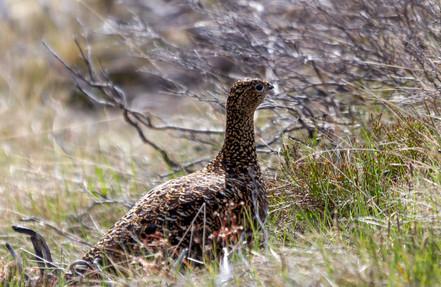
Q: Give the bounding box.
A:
[81,167,265,267]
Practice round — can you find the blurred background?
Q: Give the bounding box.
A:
[0,0,440,285]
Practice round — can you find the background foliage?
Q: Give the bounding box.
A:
[0,0,440,286]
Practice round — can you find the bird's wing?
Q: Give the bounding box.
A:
[82,171,226,262]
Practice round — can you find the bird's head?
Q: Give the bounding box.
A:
[227,79,273,116]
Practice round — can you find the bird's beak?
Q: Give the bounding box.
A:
[267,83,274,90]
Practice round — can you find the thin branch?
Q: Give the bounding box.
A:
[12,225,61,274]
[5,243,24,275]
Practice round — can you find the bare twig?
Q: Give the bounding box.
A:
[5,243,24,275]
[11,225,61,274]
[19,216,92,247]
[43,40,223,170]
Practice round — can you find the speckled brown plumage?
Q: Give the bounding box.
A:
[72,79,273,276]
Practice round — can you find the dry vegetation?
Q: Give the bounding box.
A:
[0,0,440,286]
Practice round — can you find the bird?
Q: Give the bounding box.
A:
[69,78,273,277]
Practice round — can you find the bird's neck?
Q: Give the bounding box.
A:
[208,110,260,177]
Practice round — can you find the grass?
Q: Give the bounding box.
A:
[1,102,439,286]
[1,1,441,286]
[268,112,441,286]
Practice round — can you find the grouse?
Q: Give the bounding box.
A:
[71,79,273,276]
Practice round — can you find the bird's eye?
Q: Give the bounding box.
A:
[255,84,264,92]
